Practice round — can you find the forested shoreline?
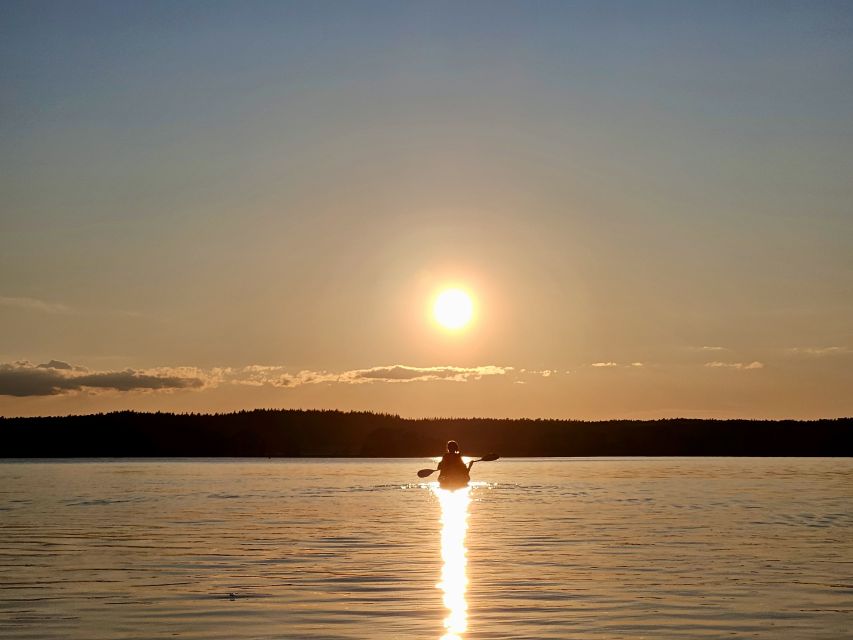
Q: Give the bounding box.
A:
[1,410,851,457]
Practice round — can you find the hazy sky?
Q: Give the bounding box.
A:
[2,1,851,419]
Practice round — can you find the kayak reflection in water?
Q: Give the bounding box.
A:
[438,441,473,490]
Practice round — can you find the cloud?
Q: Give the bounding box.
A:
[351,364,510,383]
[704,361,764,370]
[590,362,644,369]
[0,296,73,314]
[228,365,295,388]
[76,370,204,392]
[0,360,514,397]
[0,361,205,397]
[37,360,73,370]
[510,368,555,377]
[786,346,851,357]
[699,346,729,352]
[228,364,513,387]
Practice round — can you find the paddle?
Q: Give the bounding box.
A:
[417,453,499,478]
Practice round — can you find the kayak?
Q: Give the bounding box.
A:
[438,472,470,490]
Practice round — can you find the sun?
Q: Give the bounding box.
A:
[433,288,474,330]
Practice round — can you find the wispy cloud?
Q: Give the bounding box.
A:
[0,296,73,314]
[705,361,764,370]
[590,362,644,368]
[0,296,143,318]
[786,346,852,357]
[347,364,510,383]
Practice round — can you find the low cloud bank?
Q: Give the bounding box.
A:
[3,355,783,397]
[229,364,512,387]
[0,361,205,397]
[0,361,513,397]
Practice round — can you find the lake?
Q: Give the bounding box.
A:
[0,458,850,639]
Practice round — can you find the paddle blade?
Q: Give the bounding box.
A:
[479,453,500,462]
[417,468,437,478]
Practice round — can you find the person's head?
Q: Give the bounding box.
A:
[446,440,460,453]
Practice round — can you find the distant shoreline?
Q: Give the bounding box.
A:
[2,410,851,457]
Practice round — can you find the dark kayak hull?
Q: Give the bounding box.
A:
[438,475,470,490]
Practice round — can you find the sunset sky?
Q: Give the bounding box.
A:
[2,1,851,419]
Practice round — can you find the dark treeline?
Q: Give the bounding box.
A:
[1,410,851,457]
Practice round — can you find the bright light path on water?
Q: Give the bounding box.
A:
[433,485,471,640]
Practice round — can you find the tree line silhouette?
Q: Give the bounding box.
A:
[1,410,851,457]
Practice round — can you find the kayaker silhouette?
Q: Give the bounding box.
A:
[416,446,499,488]
[437,440,472,489]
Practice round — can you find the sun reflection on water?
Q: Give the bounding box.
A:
[433,485,471,640]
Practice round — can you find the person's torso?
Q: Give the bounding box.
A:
[440,452,467,474]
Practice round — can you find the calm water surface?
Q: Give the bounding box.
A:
[0,458,851,639]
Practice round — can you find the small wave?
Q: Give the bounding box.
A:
[64,496,149,507]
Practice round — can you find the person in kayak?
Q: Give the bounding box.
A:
[438,440,472,486]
